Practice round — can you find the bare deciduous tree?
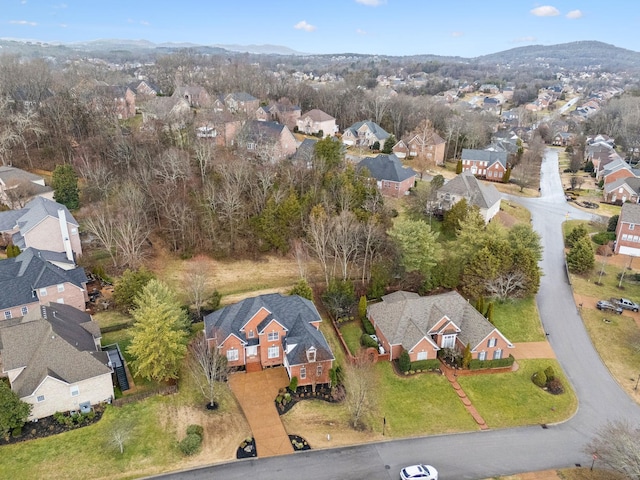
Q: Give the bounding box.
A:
[344,351,378,430]
[585,419,640,480]
[188,332,229,408]
[485,271,528,300]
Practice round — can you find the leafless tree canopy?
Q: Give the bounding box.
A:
[585,419,640,480]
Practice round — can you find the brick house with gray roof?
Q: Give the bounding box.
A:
[460,149,508,182]
[615,202,640,256]
[436,172,502,223]
[357,154,417,197]
[204,294,334,388]
[238,120,298,161]
[342,120,391,150]
[0,247,88,320]
[367,290,513,364]
[296,109,338,137]
[0,166,53,208]
[0,303,113,419]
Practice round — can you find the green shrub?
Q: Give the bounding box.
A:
[544,366,556,382]
[360,333,378,349]
[398,350,411,373]
[289,376,298,392]
[358,295,367,320]
[12,426,22,437]
[275,395,283,404]
[361,316,375,335]
[179,433,202,456]
[592,231,616,245]
[410,359,440,371]
[186,424,204,439]
[468,355,515,370]
[532,369,547,387]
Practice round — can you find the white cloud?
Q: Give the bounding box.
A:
[566,10,583,19]
[451,31,463,38]
[356,28,367,35]
[140,20,150,26]
[294,20,316,32]
[530,6,560,17]
[355,0,386,6]
[58,23,67,28]
[10,20,37,26]
[512,36,537,43]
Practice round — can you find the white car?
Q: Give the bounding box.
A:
[400,464,438,480]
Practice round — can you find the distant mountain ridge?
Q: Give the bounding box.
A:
[0,38,638,70]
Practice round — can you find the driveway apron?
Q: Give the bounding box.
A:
[228,367,294,457]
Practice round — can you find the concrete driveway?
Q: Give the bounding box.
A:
[228,367,294,457]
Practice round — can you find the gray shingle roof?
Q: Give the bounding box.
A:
[438,172,501,209]
[367,290,511,352]
[0,248,87,310]
[0,166,45,185]
[300,109,335,122]
[461,149,508,168]
[345,121,390,141]
[357,154,417,183]
[0,309,110,398]
[203,294,333,366]
[16,196,78,235]
[620,202,640,225]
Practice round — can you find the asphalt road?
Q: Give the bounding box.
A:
[151,148,640,480]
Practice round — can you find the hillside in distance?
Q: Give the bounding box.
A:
[0,38,638,71]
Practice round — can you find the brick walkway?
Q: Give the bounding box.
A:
[441,340,556,430]
[228,367,294,457]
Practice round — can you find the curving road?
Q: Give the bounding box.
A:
[153,149,639,480]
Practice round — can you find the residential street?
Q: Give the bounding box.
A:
[153,148,640,480]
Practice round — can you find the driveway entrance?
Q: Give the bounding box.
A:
[228,367,294,457]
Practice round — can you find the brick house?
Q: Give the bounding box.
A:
[357,154,417,198]
[94,85,136,119]
[173,85,211,108]
[296,109,338,137]
[342,120,390,150]
[604,177,640,204]
[268,99,302,130]
[225,92,260,116]
[436,172,501,224]
[0,303,113,419]
[367,290,513,363]
[460,149,508,182]
[615,202,640,256]
[0,196,82,258]
[406,131,446,166]
[237,120,298,161]
[0,248,88,321]
[204,294,334,388]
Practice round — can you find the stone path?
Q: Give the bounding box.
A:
[228,367,294,457]
[442,367,489,430]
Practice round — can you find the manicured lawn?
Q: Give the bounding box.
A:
[375,362,477,436]
[339,321,364,357]
[499,200,531,224]
[0,398,181,480]
[458,359,578,429]
[93,310,131,330]
[492,297,545,342]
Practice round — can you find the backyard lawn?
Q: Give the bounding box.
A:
[492,297,545,342]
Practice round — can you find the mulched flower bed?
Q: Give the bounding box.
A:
[275,384,345,416]
[0,405,105,446]
[236,437,257,459]
[289,434,311,451]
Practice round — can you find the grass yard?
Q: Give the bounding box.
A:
[375,362,478,436]
[339,320,364,357]
[93,310,131,330]
[570,261,640,300]
[499,200,532,224]
[580,306,640,398]
[458,359,577,429]
[492,297,545,342]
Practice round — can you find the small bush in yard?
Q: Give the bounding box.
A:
[186,424,204,439]
[360,333,378,349]
[179,433,202,456]
[544,366,556,382]
[361,316,376,335]
[289,376,298,392]
[547,378,565,395]
[532,369,547,388]
[398,350,411,373]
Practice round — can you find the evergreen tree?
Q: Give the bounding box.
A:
[565,224,589,248]
[127,279,189,382]
[288,279,314,301]
[502,167,512,183]
[0,381,31,441]
[388,218,441,280]
[51,164,80,210]
[382,135,396,154]
[567,235,595,274]
[358,295,368,320]
[113,267,156,312]
[462,343,472,369]
[456,159,463,174]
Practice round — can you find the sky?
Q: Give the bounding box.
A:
[3,1,640,58]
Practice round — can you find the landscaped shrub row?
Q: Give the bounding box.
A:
[591,231,616,245]
[409,359,441,371]
[468,354,515,370]
[361,317,376,335]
